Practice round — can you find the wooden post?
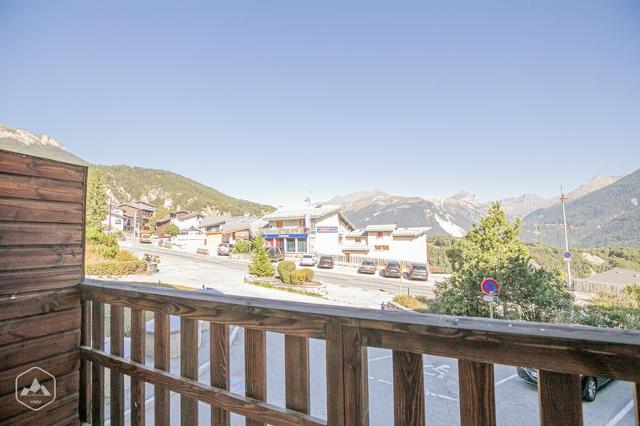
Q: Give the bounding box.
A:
[210,323,230,426]
[110,305,125,426]
[458,360,495,426]
[130,308,146,426]
[285,335,310,413]
[91,301,105,425]
[393,350,425,425]
[154,312,170,426]
[181,318,199,425]
[341,326,369,426]
[538,370,583,425]
[79,299,92,422]
[245,328,266,426]
[325,321,345,425]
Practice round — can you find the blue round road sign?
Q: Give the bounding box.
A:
[481,278,500,295]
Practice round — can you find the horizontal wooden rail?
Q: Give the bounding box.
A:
[80,279,640,426]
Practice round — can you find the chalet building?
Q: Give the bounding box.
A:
[343,224,429,264]
[101,206,125,232]
[202,215,265,247]
[262,205,355,255]
[154,210,189,236]
[171,212,204,233]
[118,200,156,231]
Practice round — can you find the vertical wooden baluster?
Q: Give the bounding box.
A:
[154,312,170,426]
[130,308,146,426]
[110,305,125,426]
[342,326,369,426]
[285,335,310,414]
[181,318,199,425]
[79,298,92,422]
[538,370,583,425]
[393,350,425,426]
[91,301,105,425]
[326,321,345,425]
[633,382,639,426]
[211,323,230,426]
[245,328,266,426]
[458,360,495,426]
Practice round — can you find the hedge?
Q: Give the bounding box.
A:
[300,268,314,282]
[86,260,147,276]
[277,261,296,284]
[289,270,306,285]
[114,250,136,261]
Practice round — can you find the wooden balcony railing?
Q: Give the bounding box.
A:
[78,279,640,426]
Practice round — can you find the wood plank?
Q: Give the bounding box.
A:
[0,329,79,370]
[0,307,80,346]
[0,172,84,202]
[0,198,83,223]
[0,287,79,320]
[458,360,495,426]
[0,150,86,182]
[0,246,82,273]
[91,301,105,426]
[342,326,369,426]
[537,370,583,425]
[0,267,82,295]
[245,328,267,426]
[181,318,199,425]
[285,335,310,414]
[0,350,79,397]
[80,299,91,423]
[392,350,424,426]
[325,321,345,425]
[154,312,170,426]
[0,393,79,426]
[0,222,82,246]
[110,304,125,426]
[81,346,326,426]
[211,322,230,426]
[130,307,146,426]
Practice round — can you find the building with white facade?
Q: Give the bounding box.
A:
[101,207,125,232]
[171,212,204,234]
[342,224,429,264]
[262,205,355,255]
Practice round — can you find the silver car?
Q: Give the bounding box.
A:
[299,254,316,266]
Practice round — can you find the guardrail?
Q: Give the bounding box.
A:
[79,279,640,425]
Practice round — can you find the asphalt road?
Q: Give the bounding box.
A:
[128,242,437,297]
[114,327,636,426]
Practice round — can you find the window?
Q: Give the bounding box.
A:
[375,245,389,251]
[276,220,284,228]
[355,238,361,243]
[299,219,305,227]
[377,232,384,238]
[115,219,122,224]
[298,238,307,253]
[287,238,296,252]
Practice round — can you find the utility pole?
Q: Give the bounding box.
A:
[560,186,572,288]
[133,210,139,257]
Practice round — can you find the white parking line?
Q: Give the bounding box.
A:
[495,373,518,386]
[605,399,634,426]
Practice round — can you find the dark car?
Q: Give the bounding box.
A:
[317,255,334,269]
[358,260,377,274]
[516,367,612,401]
[267,247,285,262]
[383,261,402,278]
[407,263,428,281]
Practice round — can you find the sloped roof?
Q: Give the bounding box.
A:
[365,224,397,232]
[345,229,366,238]
[392,227,431,237]
[202,215,232,228]
[264,204,343,220]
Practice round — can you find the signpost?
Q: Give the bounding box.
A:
[481,278,500,319]
[563,251,572,262]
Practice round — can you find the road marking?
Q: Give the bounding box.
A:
[368,354,392,362]
[495,373,518,386]
[605,399,634,426]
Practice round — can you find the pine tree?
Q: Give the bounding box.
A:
[248,236,274,277]
[86,168,108,228]
[435,202,573,321]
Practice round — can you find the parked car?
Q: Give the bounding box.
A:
[317,255,334,269]
[516,367,612,402]
[217,243,232,256]
[383,261,402,278]
[407,263,428,280]
[268,247,285,262]
[358,260,377,274]
[299,254,317,267]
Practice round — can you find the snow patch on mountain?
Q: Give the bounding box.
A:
[434,214,466,237]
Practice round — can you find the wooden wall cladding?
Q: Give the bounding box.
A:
[0,149,86,425]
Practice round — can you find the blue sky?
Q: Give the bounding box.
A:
[1,1,638,206]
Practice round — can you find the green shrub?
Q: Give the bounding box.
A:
[300,268,314,282]
[86,259,147,276]
[248,236,274,277]
[87,226,118,247]
[115,250,136,261]
[87,242,119,259]
[289,270,306,285]
[277,261,296,284]
[112,230,124,239]
[233,240,252,254]
[393,295,429,310]
[164,223,180,238]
